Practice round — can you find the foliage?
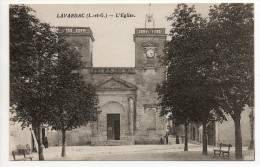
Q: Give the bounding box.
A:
[159,3,225,122]
[10,4,58,160]
[10,4,58,127]
[46,39,99,157]
[208,3,254,116]
[157,3,226,154]
[158,3,254,158]
[208,3,254,159]
[10,4,99,158]
[47,40,99,132]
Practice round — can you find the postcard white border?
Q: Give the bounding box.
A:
[1,0,259,167]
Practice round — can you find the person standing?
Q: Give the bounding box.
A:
[165,124,170,144]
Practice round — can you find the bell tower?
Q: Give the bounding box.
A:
[132,5,167,143]
[133,4,167,70]
[58,26,95,68]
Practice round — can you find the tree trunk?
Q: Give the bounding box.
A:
[172,118,175,135]
[38,123,44,160]
[61,130,66,157]
[202,122,207,155]
[248,107,254,150]
[234,114,243,159]
[184,123,188,151]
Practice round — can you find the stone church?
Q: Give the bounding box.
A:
[46,15,168,146]
[9,12,252,151]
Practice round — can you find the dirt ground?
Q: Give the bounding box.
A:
[13,143,254,161]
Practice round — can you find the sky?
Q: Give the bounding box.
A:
[29,4,213,67]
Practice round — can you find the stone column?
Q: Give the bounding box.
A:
[128,97,134,134]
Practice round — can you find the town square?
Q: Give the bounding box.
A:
[0,2,257,166]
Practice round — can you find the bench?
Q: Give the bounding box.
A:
[12,150,34,161]
[213,143,232,159]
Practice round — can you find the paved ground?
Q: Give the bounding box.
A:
[12,143,254,161]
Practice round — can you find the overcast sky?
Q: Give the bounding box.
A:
[30,4,214,67]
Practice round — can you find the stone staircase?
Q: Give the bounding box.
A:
[91,139,134,146]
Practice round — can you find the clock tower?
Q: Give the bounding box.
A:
[133,12,167,70]
[132,8,168,142]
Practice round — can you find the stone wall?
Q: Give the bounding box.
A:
[216,105,251,146]
[47,124,92,146]
[9,119,32,153]
[134,68,167,144]
[58,27,94,67]
[134,28,167,68]
[187,105,252,147]
[63,35,92,67]
[133,28,167,144]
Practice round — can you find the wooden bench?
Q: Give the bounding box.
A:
[213,143,232,159]
[12,150,34,161]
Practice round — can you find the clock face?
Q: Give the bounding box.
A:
[146,49,155,58]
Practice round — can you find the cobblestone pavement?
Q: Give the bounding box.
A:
[11,143,254,161]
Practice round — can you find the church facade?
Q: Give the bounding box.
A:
[46,20,168,146]
[9,20,253,150]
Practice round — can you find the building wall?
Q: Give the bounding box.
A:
[187,105,252,147]
[86,68,168,145]
[95,93,132,140]
[47,124,92,146]
[9,117,32,153]
[134,37,166,68]
[63,35,92,67]
[134,68,167,144]
[58,27,94,67]
[47,130,59,146]
[133,28,167,144]
[216,105,251,146]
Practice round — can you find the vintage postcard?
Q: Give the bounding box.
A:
[3,1,256,165]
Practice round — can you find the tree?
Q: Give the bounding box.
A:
[157,80,191,151]
[10,5,57,160]
[157,3,226,154]
[47,39,99,157]
[208,3,254,159]
[171,110,190,151]
[248,107,254,150]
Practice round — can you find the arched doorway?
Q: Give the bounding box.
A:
[101,101,125,140]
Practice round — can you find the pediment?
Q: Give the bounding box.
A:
[97,77,137,91]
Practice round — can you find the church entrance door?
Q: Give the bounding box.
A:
[107,114,120,140]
